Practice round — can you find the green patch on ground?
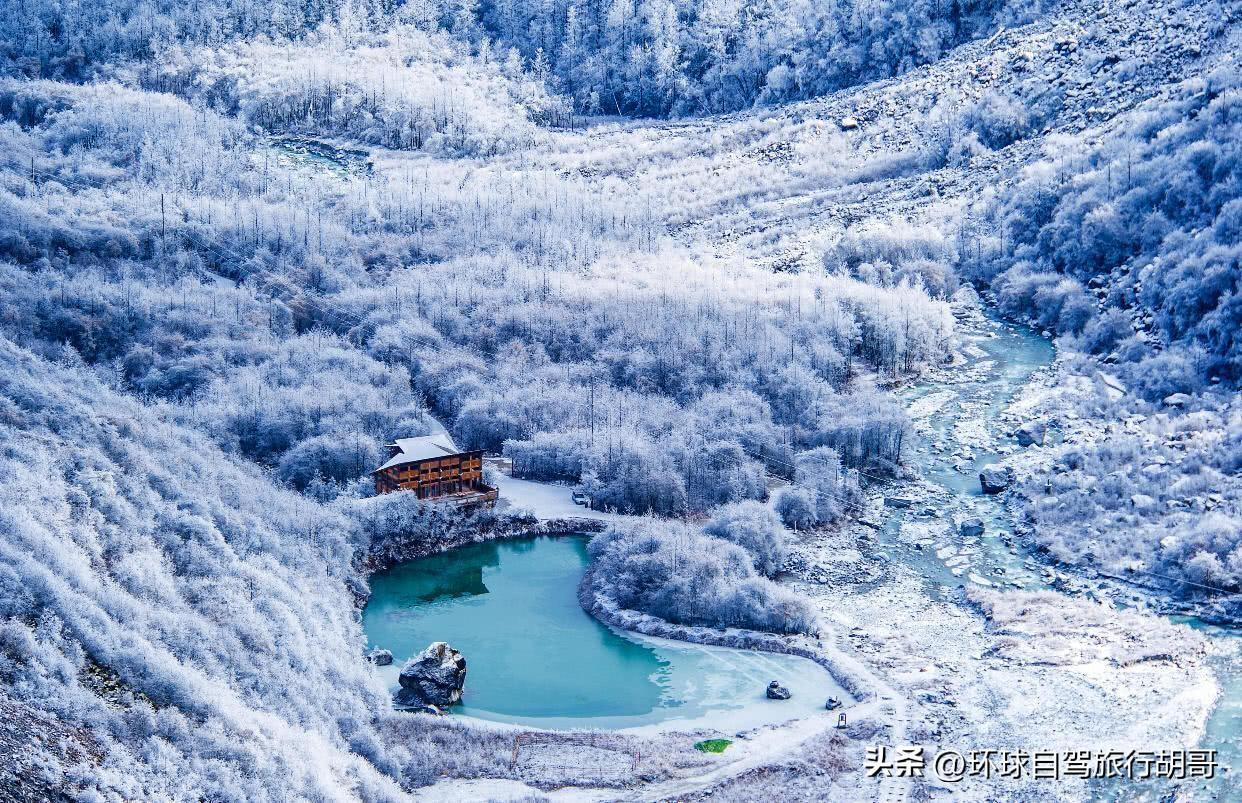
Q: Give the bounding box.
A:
[693,739,732,754]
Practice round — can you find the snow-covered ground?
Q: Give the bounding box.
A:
[492,473,622,523]
[415,778,545,802]
[794,555,1217,801]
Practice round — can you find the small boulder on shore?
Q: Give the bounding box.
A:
[979,467,1012,495]
[396,642,467,708]
[365,648,393,666]
[766,681,792,700]
[1015,421,1046,447]
[959,517,985,537]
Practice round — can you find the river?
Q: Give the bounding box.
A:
[888,302,1239,801]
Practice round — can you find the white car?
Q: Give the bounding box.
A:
[571,491,590,507]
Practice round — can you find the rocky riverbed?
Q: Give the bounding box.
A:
[780,293,1220,802]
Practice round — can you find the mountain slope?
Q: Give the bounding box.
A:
[0,336,402,799]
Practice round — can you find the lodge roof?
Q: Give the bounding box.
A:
[374,433,463,472]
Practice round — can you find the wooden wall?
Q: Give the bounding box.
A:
[374,450,484,498]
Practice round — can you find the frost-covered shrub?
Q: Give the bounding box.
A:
[962,90,1036,150]
[346,488,499,561]
[1076,308,1132,355]
[585,522,816,634]
[1124,352,1203,401]
[505,430,593,481]
[1057,292,1096,334]
[703,501,789,577]
[581,442,690,516]
[793,447,850,523]
[276,432,382,490]
[688,390,781,452]
[139,354,218,399]
[679,439,769,509]
[1114,335,1154,364]
[505,427,765,514]
[774,487,816,530]
[808,392,908,476]
[823,221,957,297]
[993,268,1093,334]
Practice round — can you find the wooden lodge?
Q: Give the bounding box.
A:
[372,434,498,506]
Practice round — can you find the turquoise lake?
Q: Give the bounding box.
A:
[362,535,846,731]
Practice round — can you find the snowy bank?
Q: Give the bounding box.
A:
[578,566,874,705]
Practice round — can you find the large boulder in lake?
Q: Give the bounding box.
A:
[766,681,792,700]
[397,642,467,708]
[979,467,1012,495]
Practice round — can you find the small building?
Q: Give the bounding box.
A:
[372,434,497,505]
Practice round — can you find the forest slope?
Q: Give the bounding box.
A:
[0,336,404,798]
